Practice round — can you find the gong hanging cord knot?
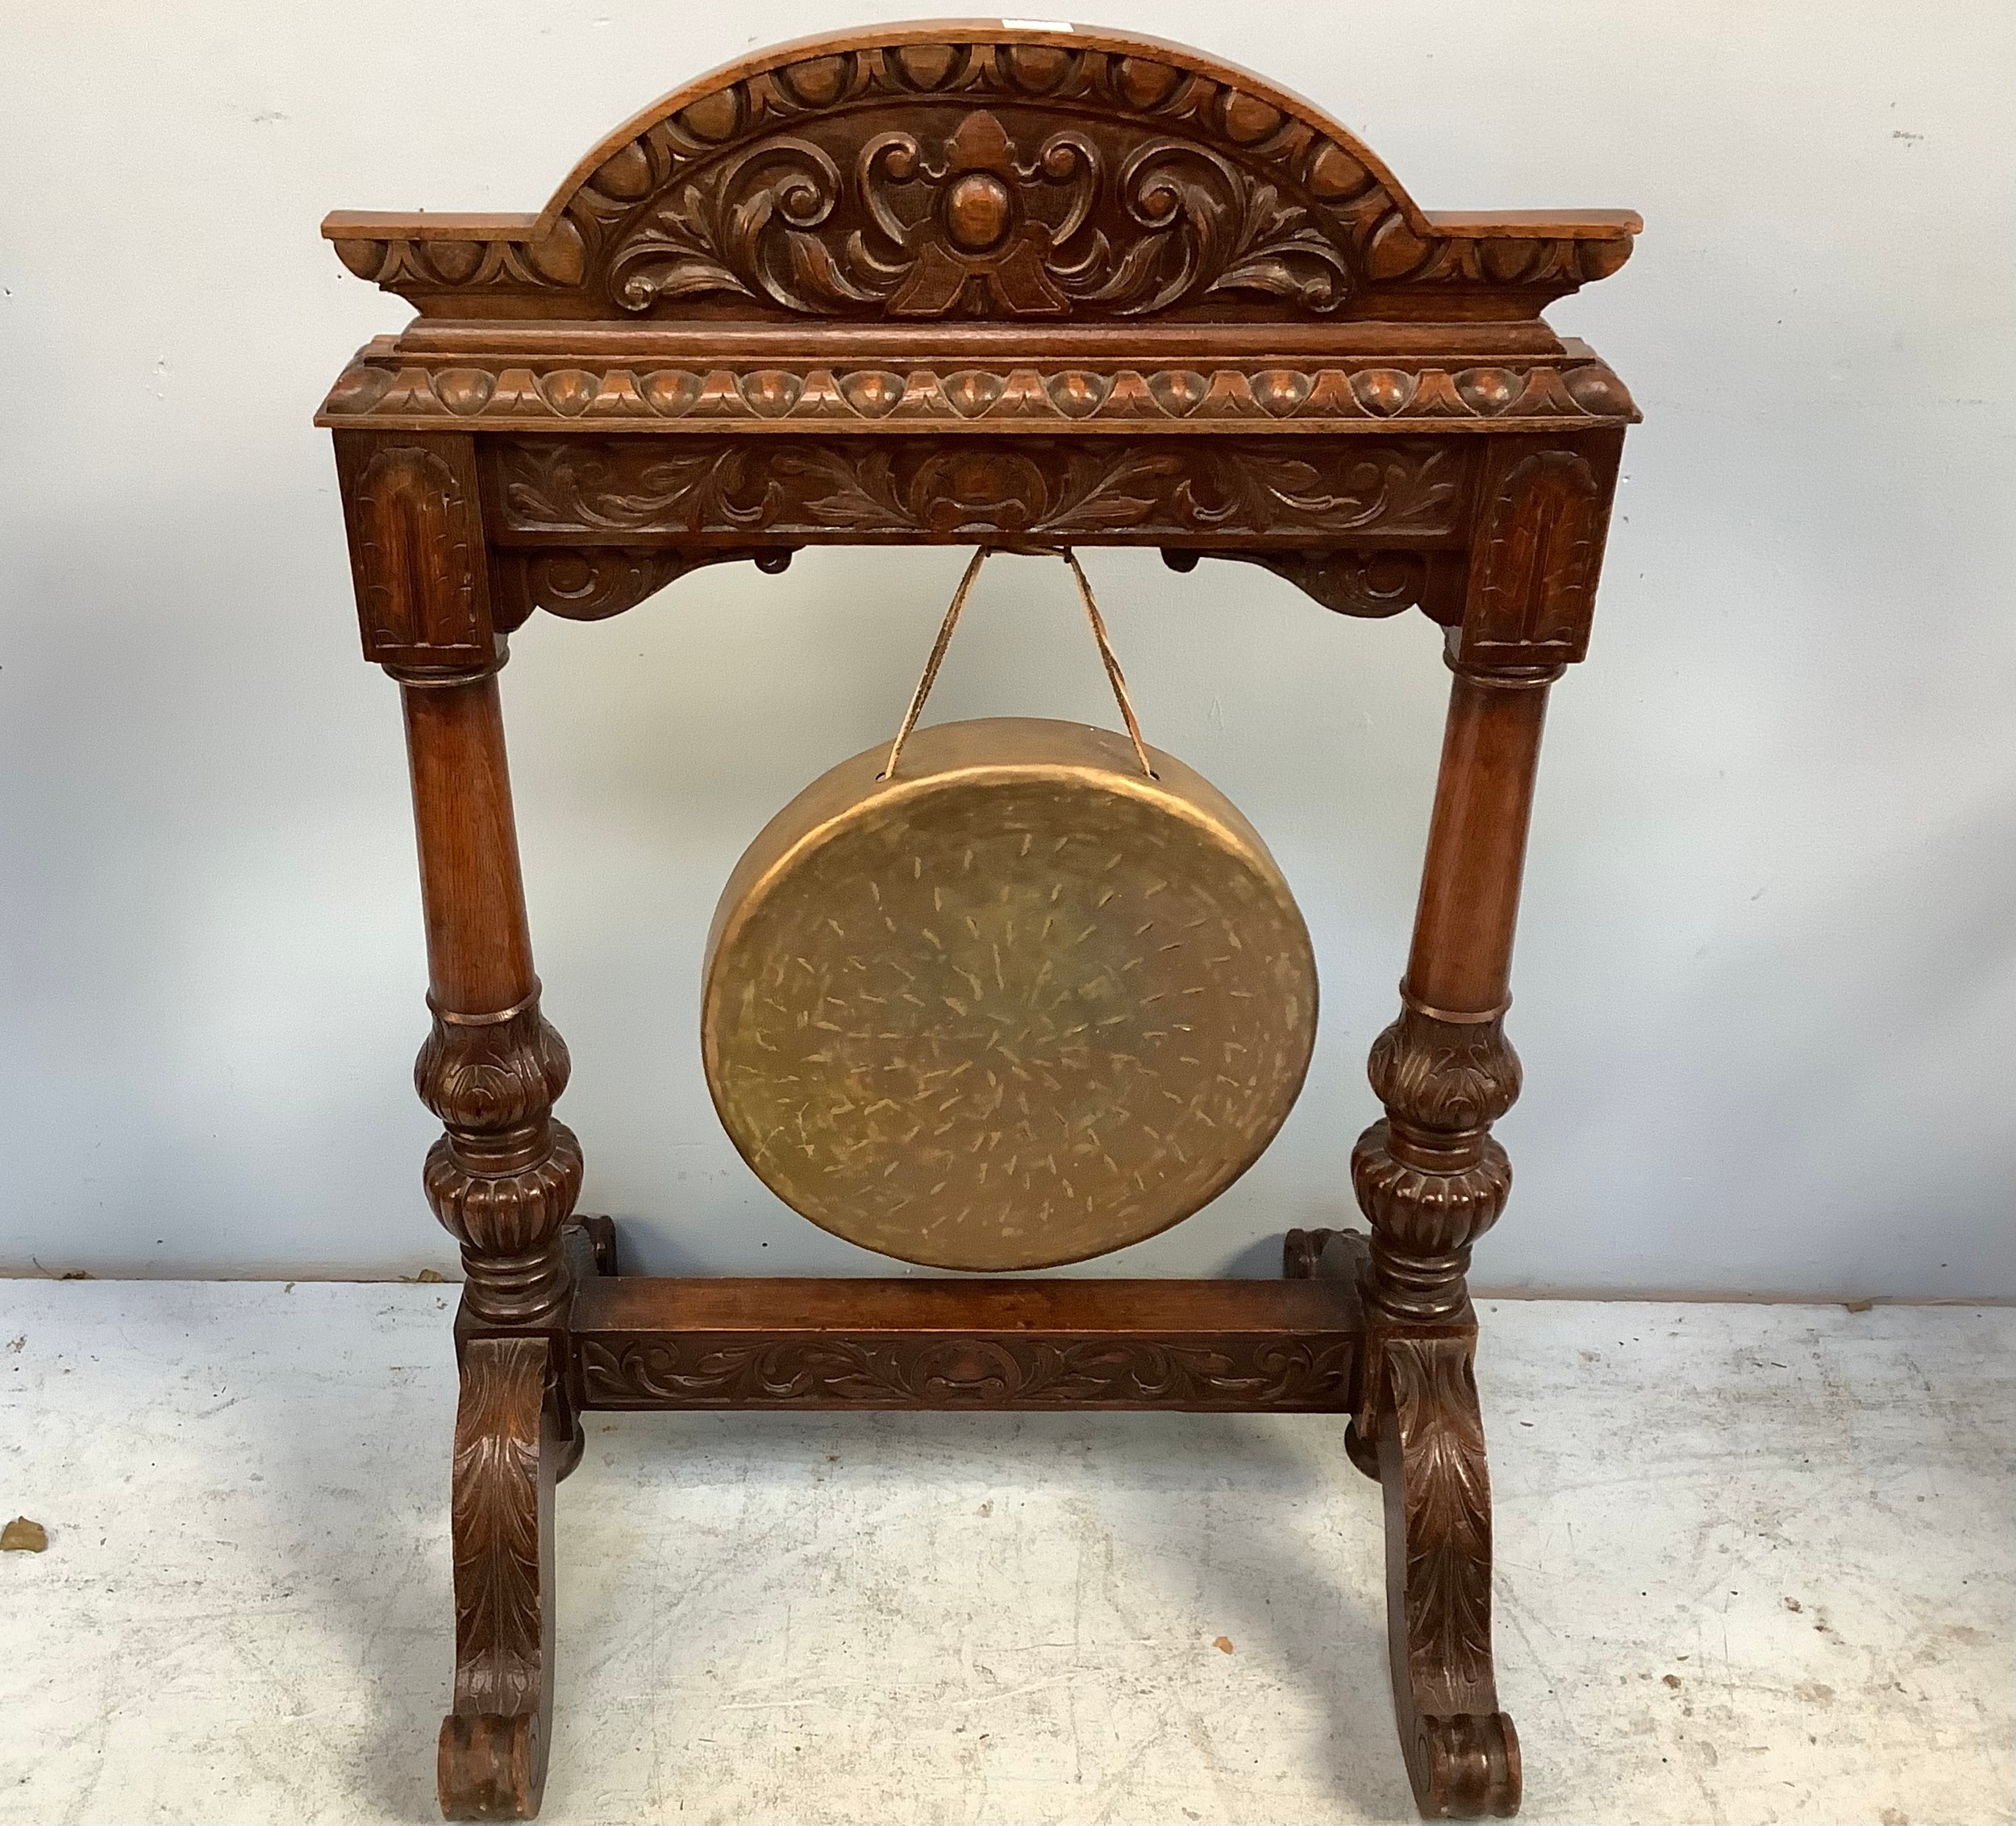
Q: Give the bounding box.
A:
[881,547,1157,781]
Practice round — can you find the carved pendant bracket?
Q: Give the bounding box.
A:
[1164,546,1470,622]
[492,545,796,628]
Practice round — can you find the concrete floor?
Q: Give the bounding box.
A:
[0,1282,2008,1826]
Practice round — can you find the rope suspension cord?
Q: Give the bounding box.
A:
[882,547,1156,781]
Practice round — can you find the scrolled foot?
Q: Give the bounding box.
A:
[438,1710,546,1822]
[1375,1332,1520,1817]
[440,1336,557,1820]
[1410,1710,1521,1819]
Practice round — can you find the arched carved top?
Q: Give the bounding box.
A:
[323,22,1638,326]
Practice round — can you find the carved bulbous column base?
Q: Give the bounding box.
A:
[425,1122,585,1325]
[418,990,584,1327]
[1353,1003,1521,1324]
[1352,1119,1510,1322]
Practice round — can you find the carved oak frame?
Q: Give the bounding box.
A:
[318,23,1639,1821]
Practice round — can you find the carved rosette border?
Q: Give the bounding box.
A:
[319,357,1635,432]
[578,1333,1356,1409]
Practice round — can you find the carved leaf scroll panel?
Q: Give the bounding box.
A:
[330,31,1637,322]
[602,102,1357,320]
[578,1332,1356,1410]
[484,435,1470,544]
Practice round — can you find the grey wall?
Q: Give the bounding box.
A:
[2,2,2011,1296]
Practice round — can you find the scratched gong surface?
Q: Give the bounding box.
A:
[702,718,1318,1271]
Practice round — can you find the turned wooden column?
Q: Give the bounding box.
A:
[1352,654,1556,1325]
[334,427,582,1329]
[400,664,581,1328]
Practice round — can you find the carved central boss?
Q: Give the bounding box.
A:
[609,107,1355,318]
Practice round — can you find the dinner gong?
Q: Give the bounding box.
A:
[319,21,1642,1809]
[701,551,1318,1270]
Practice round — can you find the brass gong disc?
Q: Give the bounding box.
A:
[702,717,1318,1271]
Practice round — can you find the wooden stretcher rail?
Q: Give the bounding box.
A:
[568,1272,1364,1412]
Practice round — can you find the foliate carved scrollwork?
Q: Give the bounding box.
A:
[1381,1333,1521,1819]
[490,546,796,629]
[1256,551,1427,618]
[489,436,1464,543]
[602,105,1354,319]
[327,34,1635,320]
[440,1334,554,1822]
[448,1338,548,1718]
[579,1333,1356,1410]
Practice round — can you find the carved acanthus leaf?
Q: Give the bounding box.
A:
[323,35,1637,321]
[1367,1009,1522,1135]
[488,436,1465,543]
[1386,1337,1495,1710]
[449,1337,548,1719]
[415,999,571,1133]
[580,1333,1355,1410]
